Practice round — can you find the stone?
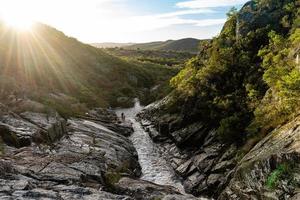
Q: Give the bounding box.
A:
[220,115,300,199]
[20,111,67,143]
[0,109,142,200]
[169,122,206,146]
[175,158,197,177]
[115,177,180,200]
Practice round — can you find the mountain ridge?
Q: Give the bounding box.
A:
[92,38,206,53]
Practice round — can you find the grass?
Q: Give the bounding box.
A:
[266,163,293,189]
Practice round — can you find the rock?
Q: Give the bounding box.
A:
[115,177,180,200]
[159,121,170,136]
[0,104,67,147]
[291,193,300,200]
[20,111,67,143]
[162,194,207,200]
[169,122,207,146]
[0,112,45,147]
[83,108,134,137]
[138,100,240,198]
[220,115,300,200]
[85,108,118,123]
[0,110,141,199]
[212,160,235,173]
[207,174,225,187]
[183,172,205,194]
[175,158,197,177]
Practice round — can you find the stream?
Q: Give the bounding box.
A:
[115,99,208,199]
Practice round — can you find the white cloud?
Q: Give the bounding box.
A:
[158,9,215,18]
[102,12,226,34]
[176,0,247,8]
[195,19,227,26]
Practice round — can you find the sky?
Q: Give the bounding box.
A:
[0,0,249,43]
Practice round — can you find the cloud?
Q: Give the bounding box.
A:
[176,0,247,8]
[195,18,227,26]
[157,9,215,18]
[107,11,226,34]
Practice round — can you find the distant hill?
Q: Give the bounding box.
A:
[91,42,134,48]
[104,48,194,67]
[0,23,177,116]
[125,38,204,53]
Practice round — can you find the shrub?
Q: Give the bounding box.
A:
[217,114,246,144]
[266,163,292,189]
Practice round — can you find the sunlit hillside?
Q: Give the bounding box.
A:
[0,22,177,116]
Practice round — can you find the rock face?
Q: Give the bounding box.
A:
[139,99,300,199]
[220,115,300,200]
[0,106,140,199]
[0,105,203,199]
[0,104,66,147]
[138,101,238,199]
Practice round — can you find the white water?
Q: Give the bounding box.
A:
[115,99,185,193]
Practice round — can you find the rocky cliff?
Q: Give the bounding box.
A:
[138,98,300,199]
[220,115,300,200]
[0,102,203,200]
[135,0,300,199]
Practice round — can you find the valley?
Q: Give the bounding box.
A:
[0,0,300,200]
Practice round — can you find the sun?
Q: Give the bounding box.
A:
[0,0,36,31]
[2,13,34,30]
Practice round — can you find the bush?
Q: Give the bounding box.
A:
[217,114,246,144]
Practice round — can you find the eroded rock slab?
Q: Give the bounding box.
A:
[219,116,300,200]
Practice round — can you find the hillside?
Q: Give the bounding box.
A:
[125,38,204,53]
[0,22,177,116]
[104,48,194,67]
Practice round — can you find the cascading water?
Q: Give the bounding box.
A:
[116,99,209,200]
[116,99,184,191]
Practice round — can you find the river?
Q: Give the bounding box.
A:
[115,99,209,200]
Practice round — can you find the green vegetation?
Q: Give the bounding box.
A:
[105,48,193,67]
[0,22,176,117]
[266,162,294,189]
[163,0,300,145]
[125,38,206,53]
[252,28,300,133]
